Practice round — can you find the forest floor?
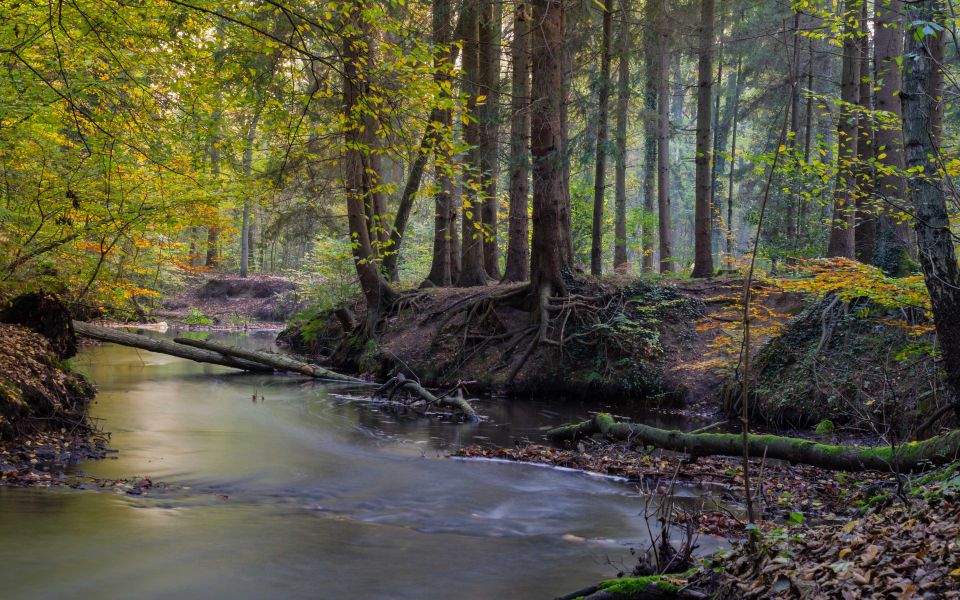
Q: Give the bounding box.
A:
[460,442,960,599]
[0,322,108,487]
[151,274,301,330]
[280,275,804,402]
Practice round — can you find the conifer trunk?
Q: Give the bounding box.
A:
[590,0,614,276]
[612,0,630,271]
[691,0,715,278]
[502,1,532,283]
[656,0,674,273]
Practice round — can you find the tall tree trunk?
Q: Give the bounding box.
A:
[479,0,502,278]
[457,0,489,287]
[691,0,715,278]
[903,0,960,418]
[656,0,674,273]
[641,0,657,272]
[826,0,862,258]
[854,0,875,263]
[530,0,568,305]
[342,0,398,317]
[239,106,262,279]
[726,58,742,259]
[423,0,456,287]
[613,0,631,271]
[502,1,532,283]
[872,0,910,275]
[590,0,614,276]
[786,9,801,246]
[206,138,221,269]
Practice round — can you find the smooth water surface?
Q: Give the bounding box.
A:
[0,331,717,599]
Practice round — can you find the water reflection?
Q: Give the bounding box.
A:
[0,330,724,599]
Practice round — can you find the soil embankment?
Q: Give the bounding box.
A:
[158,275,301,328]
[279,277,802,403]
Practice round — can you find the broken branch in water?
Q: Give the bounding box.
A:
[374,373,478,421]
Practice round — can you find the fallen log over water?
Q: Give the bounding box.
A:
[74,321,274,372]
[374,373,478,421]
[173,337,364,383]
[547,413,960,473]
[73,321,362,382]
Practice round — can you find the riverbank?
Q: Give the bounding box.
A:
[463,440,960,599]
[0,321,104,486]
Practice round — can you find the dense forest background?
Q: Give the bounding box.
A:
[1,0,957,326]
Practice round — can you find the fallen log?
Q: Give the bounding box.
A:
[374,373,478,421]
[173,337,364,383]
[547,413,960,473]
[555,575,705,600]
[73,321,272,373]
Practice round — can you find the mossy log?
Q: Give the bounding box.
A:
[173,337,364,383]
[555,575,705,600]
[74,322,362,383]
[375,373,478,421]
[547,414,960,473]
[74,321,273,372]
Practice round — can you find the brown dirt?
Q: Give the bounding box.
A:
[0,323,94,440]
[158,274,301,328]
[281,276,803,405]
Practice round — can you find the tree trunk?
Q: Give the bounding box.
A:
[641,2,657,273]
[725,58,742,258]
[479,0,502,279]
[854,0,875,263]
[548,414,960,473]
[612,0,630,271]
[903,0,960,419]
[407,0,458,285]
[785,9,801,246]
[656,0,674,273]
[173,337,364,382]
[239,106,262,279]
[590,0,614,276]
[502,0,532,283]
[691,0,715,278]
[872,0,910,275]
[530,0,568,305]
[826,0,862,259]
[457,0,489,287]
[342,0,399,316]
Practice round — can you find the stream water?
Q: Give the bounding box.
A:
[0,331,722,599]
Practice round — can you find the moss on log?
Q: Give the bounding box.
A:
[555,575,704,600]
[547,414,960,473]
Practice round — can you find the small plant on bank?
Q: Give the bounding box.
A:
[183,307,213,326]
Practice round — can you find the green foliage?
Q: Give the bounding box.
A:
[182,307,213,326]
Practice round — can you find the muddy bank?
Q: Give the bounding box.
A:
[279,277,801,402]
[157,275,302,328]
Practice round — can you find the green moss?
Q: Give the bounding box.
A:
[599,575,682,597]
[815,419,835,435]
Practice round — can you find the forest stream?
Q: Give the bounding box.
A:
[0,331,726,599]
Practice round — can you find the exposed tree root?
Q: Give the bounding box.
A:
[374,373,478,421]
[547,413,960,473]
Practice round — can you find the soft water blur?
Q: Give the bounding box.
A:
[0,331,721,599]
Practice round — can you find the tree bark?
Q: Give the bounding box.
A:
[530,0,568,304]
[656,0,674,273]
[502,0,532,283]
[725,58,742,259]
[548,414,960,473]
[691,0,715,278]
[173,337,364,382]
[872,0,910,275]
[457,0,489,287]
[479,0,502,279]
[903,0,960,419]
[785,9,801,246]
[590,0,614,276]
[641,1,657,273]
[73,321,270,373]
[612,0,630,271]
[826,0,862,259]
[854,0,875,263]
[342,1,399,316]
